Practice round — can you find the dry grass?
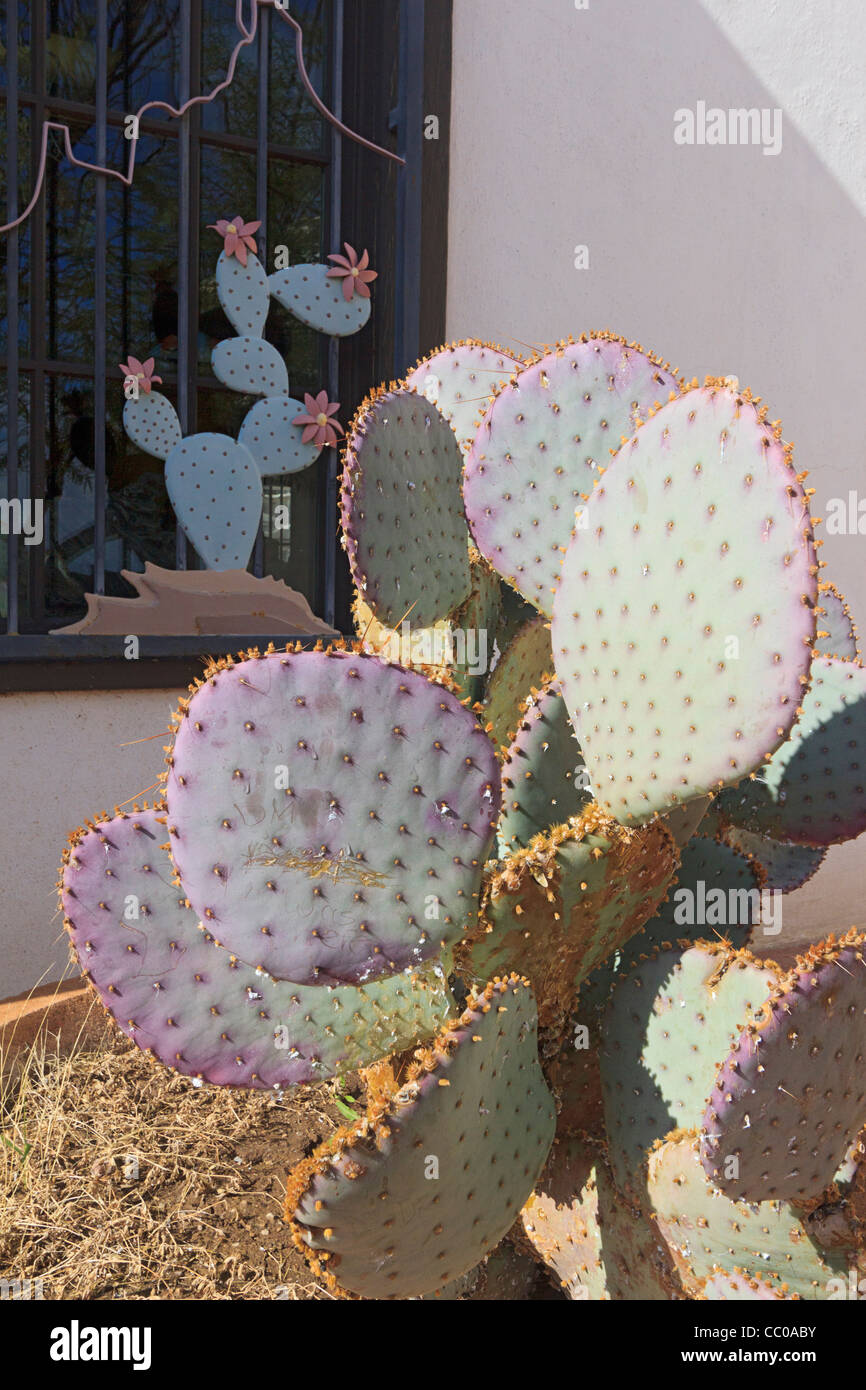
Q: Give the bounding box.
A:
[0,996,551,1302]
[0,1005,343,1300]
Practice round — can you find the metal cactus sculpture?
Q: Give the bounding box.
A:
[118,219,370,571]
[62,328,866,1300]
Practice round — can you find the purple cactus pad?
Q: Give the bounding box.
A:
[165,647,500,986]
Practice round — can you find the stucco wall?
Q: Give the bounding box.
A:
[447,0,866,941]
[0,690,179,998]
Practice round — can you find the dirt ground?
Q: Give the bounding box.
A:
[0,1017,555,1301]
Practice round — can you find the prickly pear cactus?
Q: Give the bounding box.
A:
[164,645,500,987]
[72,315,866,1300]
[285,975,555,1298]
[701,930,866,1202]
[351,551,498,706]
[520,1134,682,1299]
[701,1269,795,1301]
[340,386,471,628]
[634,832,764,956]
[544,955,620,1138]
[646,1132,850,1299]
[482,615,554,753]
[599,941,778,1194]
[464,333,680,616]
[456,808,680,1039]
[61,807,455,1088]
[446,554,501,704]
[711,823,826,896]
[552,381,818,826]
[498,678,590,853]
[405,340,523,456]
[519,1135,606,1299]
[815,580,859,661]
[718,658,866,847]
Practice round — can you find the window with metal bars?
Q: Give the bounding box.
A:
[1,0,449,671]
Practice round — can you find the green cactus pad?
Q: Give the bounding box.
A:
[647,1133,848,1298]
[636,834,764,957]
[405,341,523,456]
[286,975,556,1299]
[815,581,859,661]
[455,808,679,1040]
[482,615,554,754]
[724,658,866,847]
[552,381,818,826]
[60,807,455,1089]
[591,1153,684,1299]
[660,796,712,849]
[519,1136,606,1299]
[717,824,825,895]
[702,1268,792,1300]
[703,778,776,839]
[464,334,679,615]
[340,387,471,629]
[165,646,500,987]
[521,1136,682,1300]
[600,943,777,1194]
[701,930,866,1203]
[709,659,866,846]
[498,679,591,853]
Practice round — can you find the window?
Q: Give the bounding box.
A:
[1,0,451,662]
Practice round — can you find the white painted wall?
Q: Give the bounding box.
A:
[0,690,179,999]
[447,0,866,941]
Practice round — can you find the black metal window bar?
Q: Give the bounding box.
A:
[2,0,426,643]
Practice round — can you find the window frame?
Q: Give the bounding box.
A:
[1,0,452,689]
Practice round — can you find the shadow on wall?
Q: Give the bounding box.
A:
[446,0,866,940]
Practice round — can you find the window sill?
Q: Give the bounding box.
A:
[0,634,341,692]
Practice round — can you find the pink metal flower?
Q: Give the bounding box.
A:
[208,216,262,267]
[293,391,344,449]
[327,244,377,302]
[118,356,162,394]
